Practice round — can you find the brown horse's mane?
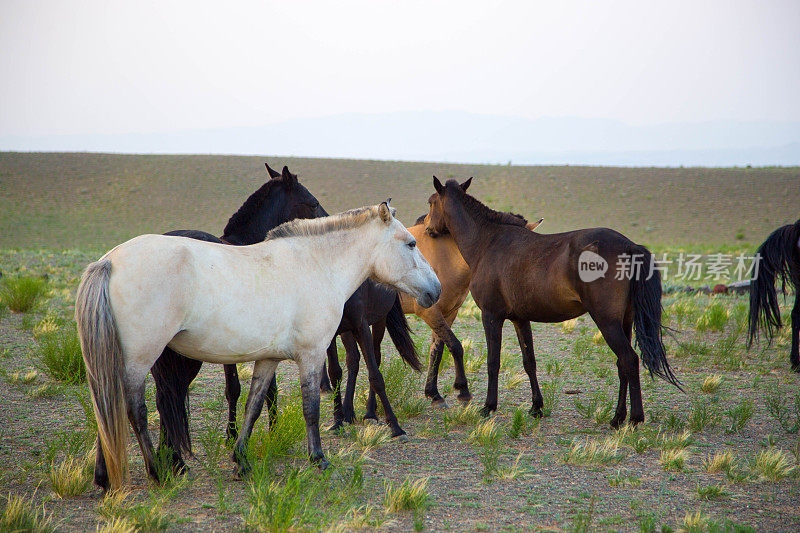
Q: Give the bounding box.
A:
[415,214,427,226]
[445,180,528,228]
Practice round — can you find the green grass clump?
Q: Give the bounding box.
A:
[0,275,48,312]
[700,374,722,393]
[384,476,430,513]
[695,301,729,332]
[751,448,797,482]
[704,451,736,473]
[765,389,800,434]
[725,399,754,433]
[563,437,623,466]
[1,492,57,533]
[48,457,92,498]
[468,418,503,479]
[660,448,688,470]
[249,386,306,464]
[37,326,86,384]
[98,489,175,532]
[506,408,529,439]
[688,401,720,432]
[574,391,613,425]
[354,424,391,452]
[696,484,729,500]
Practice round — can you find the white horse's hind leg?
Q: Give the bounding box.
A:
[232,358,278,477]
[124,365,161,482]
[298,352,329,469]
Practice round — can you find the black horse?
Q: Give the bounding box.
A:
[748,218,800,370]
[152,164,419,475]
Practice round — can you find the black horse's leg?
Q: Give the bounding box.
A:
[424,332,447,406]
[320,361,333,393]
[354,319,405,437]
[512,320,543,417]
[326,339,347,431]
[223,363,241,442]
[791,296,800,371]
[153,348,202,474]
[600,320,643,427]
[265,375,278,429]
[125,370,161,483]
[341,332,361,424]
[481,311,504,417]
[93,436,109,490]
[231,359,279,478]
[364,320,386,417]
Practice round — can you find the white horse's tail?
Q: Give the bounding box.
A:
[75,259,128,489]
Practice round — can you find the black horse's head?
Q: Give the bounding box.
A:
[221,164,326,245]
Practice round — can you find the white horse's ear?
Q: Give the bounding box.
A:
[378,201,392,223]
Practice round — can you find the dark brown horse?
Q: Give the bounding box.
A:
[426,177,681,427]
[748,218,800,370]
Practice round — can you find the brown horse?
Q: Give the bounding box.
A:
[426,177,681,427]
[363,211,543,414]
[748,218,800,370]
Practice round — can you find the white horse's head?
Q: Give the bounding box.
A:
[371,201,441,308]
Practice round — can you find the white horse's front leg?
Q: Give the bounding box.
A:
[232,358,278,477]
[297,351,329,469]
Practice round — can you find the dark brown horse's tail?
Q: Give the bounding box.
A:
[385,293,421,372]
[75,259,129,489]
[748,219,800,348]
[629,245,683,391]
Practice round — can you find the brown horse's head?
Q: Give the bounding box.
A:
[426,176,471,237]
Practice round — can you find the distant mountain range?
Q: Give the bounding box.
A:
[3,111,800,166]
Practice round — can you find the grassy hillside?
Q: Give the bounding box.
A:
[1,152,798,251]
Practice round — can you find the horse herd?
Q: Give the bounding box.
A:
[75,163,800,491]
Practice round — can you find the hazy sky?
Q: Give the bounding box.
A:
[2,0,799,137]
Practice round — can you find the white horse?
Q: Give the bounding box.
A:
[76,202,441,490]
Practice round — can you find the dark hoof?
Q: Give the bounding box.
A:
[233,463,251,479]
[389,426,407,439]
[529,407,543,418]
[326,419,346,432]
[457,391,473,403]
[431,397,449,409]
[609,416,625,429]
[311,455,330,470]
[629,414,644,427]
[792,364,800,373]
[320,383,333,394]
[226,427,238,443]
[479,406,494,418]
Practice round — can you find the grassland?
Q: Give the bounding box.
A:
[1,152,798,251]
[1,153,799,531]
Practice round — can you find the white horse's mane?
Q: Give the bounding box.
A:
[266,205,380,240]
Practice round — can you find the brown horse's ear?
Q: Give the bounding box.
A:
[433,176,444,194]
[526,218,544,231]
[460,177,472,191]
[378,201,392,223]
[265,163,281,179]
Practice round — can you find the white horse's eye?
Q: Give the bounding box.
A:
[407,241,416,249]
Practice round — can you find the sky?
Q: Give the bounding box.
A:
[1,0,799,154]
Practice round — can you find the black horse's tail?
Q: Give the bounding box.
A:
[151,348,202,458]
[385,293,421,372]
[630,245,683,391]
[748,219,800,348]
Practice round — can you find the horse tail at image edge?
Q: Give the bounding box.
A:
[75,259,129,489]
[747,219,800,348]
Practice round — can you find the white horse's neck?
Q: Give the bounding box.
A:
[268,224,379,305]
